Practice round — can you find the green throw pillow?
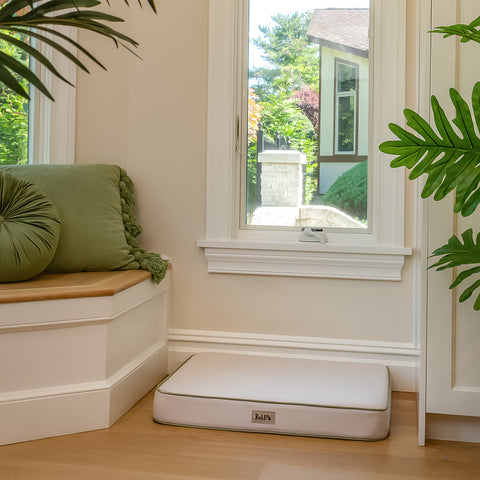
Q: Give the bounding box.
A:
[0,170,61,283]
[0,164,168,283]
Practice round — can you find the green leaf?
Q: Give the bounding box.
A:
[431,17,480,44]
[0,31,75,85]
[0,0,151,100]
[430,228,480,310]
[0,49,53,99]
[379,82,480,217]
[0,62,29,99]
[14,25,106,70]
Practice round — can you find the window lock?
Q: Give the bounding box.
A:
[299,227,327,244]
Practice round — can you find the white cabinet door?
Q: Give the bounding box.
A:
[426,0,480,419]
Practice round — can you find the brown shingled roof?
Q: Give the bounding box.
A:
[307,9,369,57]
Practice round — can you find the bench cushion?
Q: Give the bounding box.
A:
[0,170,60,283]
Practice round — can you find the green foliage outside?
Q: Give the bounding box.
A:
[251,12,319,98]
[322,160,368,221]
[247,11,319,219]
[0,34,29,165]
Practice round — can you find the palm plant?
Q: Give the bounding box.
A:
[379,15,480,310]
[0,0,156,101]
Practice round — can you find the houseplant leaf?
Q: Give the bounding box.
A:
[0,0,151,100]
[430,228,480,310]
[379,82,480,217]
[430,15,480,44]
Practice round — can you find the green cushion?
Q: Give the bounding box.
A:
[0,170,61,283]
[0,164,168,282]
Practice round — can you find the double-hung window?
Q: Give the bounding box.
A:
[198,0,411,281]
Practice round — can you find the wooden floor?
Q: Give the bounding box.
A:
[0,391,479,479]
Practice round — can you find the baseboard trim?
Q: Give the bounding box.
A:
[426,413,480,444]
[0,343,168,446]
[168,329,420,392]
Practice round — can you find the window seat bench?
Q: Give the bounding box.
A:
[0,268,171,446]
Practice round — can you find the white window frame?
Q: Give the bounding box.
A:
[198,0,411,281]
[30,26,76,165]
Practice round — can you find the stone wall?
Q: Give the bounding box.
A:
[258,150,306,207]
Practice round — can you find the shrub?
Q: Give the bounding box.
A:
[322,160,368,221]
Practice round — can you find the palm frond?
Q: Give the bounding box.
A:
[0,30,75,85]
[5,25,103,71]
[379,82,480,217]
[0,48,53,99]
[430,228,480,310]
[430,16,480,44]
[0,0,153,100]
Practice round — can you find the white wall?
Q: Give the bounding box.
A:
[75,0,419,390]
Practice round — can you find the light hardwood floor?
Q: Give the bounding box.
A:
[0,391,479,479]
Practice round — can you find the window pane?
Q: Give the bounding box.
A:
[337,62,356,93]
[245,0,369,229]
[337,95,355,152]
[0,34,30,165]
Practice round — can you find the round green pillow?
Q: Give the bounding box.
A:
[0,170,61,283]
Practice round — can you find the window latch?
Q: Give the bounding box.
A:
[299,227,327,244]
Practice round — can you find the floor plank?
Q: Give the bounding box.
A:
[0,391,479,479]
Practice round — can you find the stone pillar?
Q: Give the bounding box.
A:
[258,150,307,207]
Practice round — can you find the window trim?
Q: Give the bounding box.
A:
[30,26,76,165]
[198,0,411,281]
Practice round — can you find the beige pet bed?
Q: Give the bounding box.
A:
[153,352,391,441]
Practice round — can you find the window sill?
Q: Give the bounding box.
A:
[197,240,412,281]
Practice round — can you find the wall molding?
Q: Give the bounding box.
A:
[0,343,167,446]
[426,413,480,444]
[198,241,410,281]
[168,329,420,392]
[0,341,165,404]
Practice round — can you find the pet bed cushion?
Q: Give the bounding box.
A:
[0,170,61,283]
[153,353,391,441]
[0,164,168,282]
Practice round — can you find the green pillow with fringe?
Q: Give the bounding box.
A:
[0,164,168,283]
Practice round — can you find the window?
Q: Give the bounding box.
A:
[0,27,76,166]
[198,0,411,280]
[335,60,358,155]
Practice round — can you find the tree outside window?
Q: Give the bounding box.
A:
[0,33,29,165]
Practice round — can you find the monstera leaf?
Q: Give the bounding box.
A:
[431,15,480,44]
[379,82,480,217]
[430,229,480,310]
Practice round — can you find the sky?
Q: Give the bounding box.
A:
[249,0,369,68]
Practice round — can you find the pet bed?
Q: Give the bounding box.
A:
[153,352,391,440]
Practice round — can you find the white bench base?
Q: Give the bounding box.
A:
[0,270,170,446]
[153,352,391,441]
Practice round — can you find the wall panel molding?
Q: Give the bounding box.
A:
[168,329,420,392]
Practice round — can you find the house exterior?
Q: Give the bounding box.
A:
[307,8,369,194]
